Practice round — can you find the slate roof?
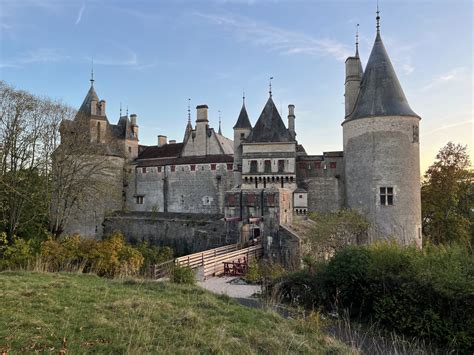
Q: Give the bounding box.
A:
[78,85,99,115]
[246,97,293,143]
[348,32,419,121]
[138,143,184,160]
[136,154,233,167]
[233,103,252,129]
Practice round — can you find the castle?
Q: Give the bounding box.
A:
[59,15,422,256]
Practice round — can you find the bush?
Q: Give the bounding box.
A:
[170,265,195,285]
[0,233,34,270]
[135,241,173,274]
[274,242,474,352]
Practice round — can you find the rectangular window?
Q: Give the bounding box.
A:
[380,187,394,206]
[211,163,216,171]
[136,196,144,204]
[330,162,337,169]
[170,165,175,172]
[264,160,271,173]
[278,160,285,173]
[190,164,196,171]
[128,146,132,153]
[157,166,162,173]
[142,167,146,173]
[227,163,233,171]
[250,160,258,173]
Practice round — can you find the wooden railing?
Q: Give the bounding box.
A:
[202,244,262,278]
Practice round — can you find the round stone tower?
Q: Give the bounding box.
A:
[343,17,422,247]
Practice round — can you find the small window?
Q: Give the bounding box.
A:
[128,146,132,153]
[240,133,245,139]
[157,166,162,173]
[380,187,394,206]
[330,162,337,169]
[264,160,271,173]
[190,164,196,171]
[170,165,175,172]
[227,163,233,171]
[250,160,258,173]
[211,163,216,171]
[136,196,144,204]
[299,194,303,198]
[278,160,285,173]
[142,167,146,174]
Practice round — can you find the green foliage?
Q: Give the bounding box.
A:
[170,265,195,285]
[275,242,474,352]
[0,232,34,269]
[422,142,473,249]
[307,209,370,260]
[39,232,144,278]
[135,241,173,273]
[243,259,286,284]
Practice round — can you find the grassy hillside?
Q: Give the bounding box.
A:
[0,272,347,354]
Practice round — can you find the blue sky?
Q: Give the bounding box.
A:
[1,0,472,172]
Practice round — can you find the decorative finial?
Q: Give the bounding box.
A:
[120,102,122,116]
[355,23,360,57]
[126,106,129,116]
[269,77,274,98]
[90,57,94,86]
[218,110,222,135]
[242,90,245,105]
[376,0,381,33]
[187,98,191,123]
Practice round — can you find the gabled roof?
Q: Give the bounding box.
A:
[245,97,293,143]
[78,85,99,115]
[233,103,252,129]
[348,32,419,121]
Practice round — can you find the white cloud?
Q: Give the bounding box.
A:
[422,67,467,91]
[423,120,474,136]
[20,48,70,64]
[75,2,85,25]
[195,12,352,62]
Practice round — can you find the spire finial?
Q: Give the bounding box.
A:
[355,23,360,57]
[90,57,94,86]
[126,105,129,116]
[376,0,381,33]
[187,98,191,123]
[242,90,245,105]
[269,76,274,98]
[218,110,222,135]
[120,102,122,116]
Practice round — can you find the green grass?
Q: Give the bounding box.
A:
[0,272,348,354]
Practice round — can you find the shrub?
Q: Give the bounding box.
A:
[0,233,34,270]
[170,265,195,285]
[135,241,173,274]
[274,242,474,352]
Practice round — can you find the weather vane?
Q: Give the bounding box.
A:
[269,77,274,97]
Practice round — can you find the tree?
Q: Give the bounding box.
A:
[422,142,473,250]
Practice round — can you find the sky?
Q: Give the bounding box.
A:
[1,0,472,173]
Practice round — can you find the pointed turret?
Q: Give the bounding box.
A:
[183,99,193,142]
[344,24,364,118]
[348,24,419,120]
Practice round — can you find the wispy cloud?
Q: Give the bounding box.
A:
[75,2,85,25]
[195,12,352,61]
[423,120,474,136]
[20,48,70,64]
[422,67,467,91]
[402,63,414,75]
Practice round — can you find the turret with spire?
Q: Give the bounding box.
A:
[344,24,364,118]
[183,98,193,142]
[232,92,252,187]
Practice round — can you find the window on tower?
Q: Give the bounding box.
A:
[278,159,285,173]
[250,160,258,173]
[264,160,271,173]
[380,187,394,206]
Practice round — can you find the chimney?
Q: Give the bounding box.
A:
[130,114,137,126]
[169,140,176,144]
[196,105,208,122]
[99,100,106,116]
[157,135,167,147]
[288,104,296,140]
[91,99,97,115]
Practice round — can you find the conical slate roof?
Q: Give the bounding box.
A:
[78,85,99,115]
[246,97,293,143]
[233,103,252,129]
[349,32,419,120]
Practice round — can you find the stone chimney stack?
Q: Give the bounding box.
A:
[288,104,296,140]
[169,140,176,144]
[344,56,363,118]
[196,105,209,123]
[99,100,106,116]
[158,135,167,147]
[91,99,97,115]
[130,114,138,138]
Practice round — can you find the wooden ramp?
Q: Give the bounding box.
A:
[175,241,263,279]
